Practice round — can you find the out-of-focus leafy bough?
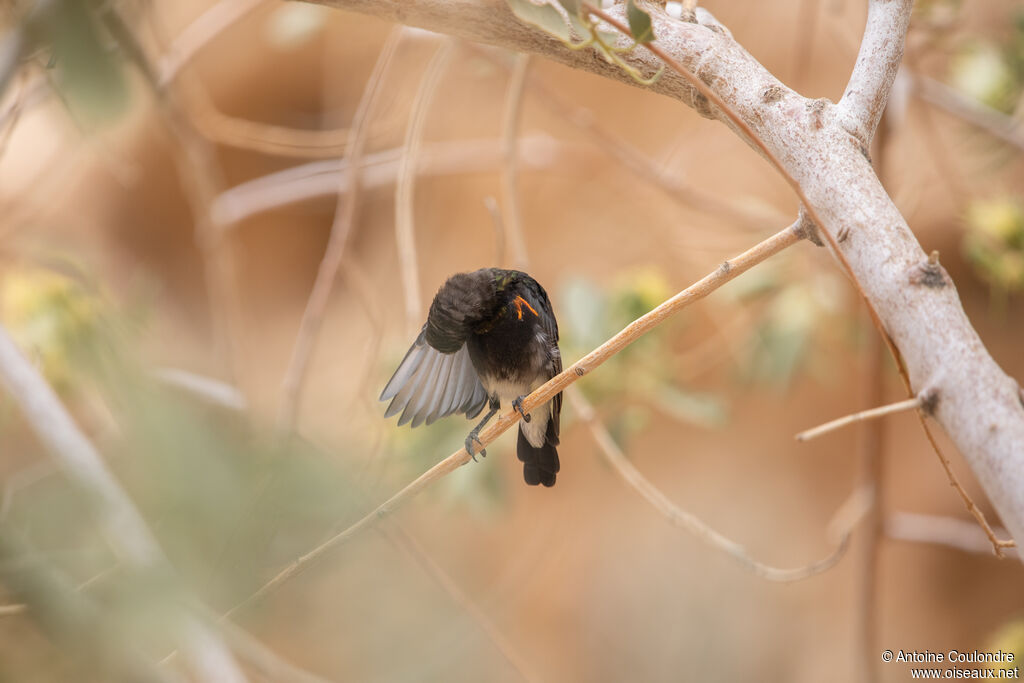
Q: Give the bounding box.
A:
[0,264,367,680]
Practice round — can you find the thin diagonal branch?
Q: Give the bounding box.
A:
[569,389,851,582]
[796,396,922,442]
[225,221,803,617]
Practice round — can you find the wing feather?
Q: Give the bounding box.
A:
[381,329,487,427]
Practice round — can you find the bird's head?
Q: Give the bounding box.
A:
[425,269,502,353]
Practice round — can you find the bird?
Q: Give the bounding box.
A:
[380,268,562,487]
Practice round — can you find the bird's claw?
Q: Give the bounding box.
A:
[465,432,486,461]
[512,395,531,423]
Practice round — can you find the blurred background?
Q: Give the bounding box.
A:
[1,0,1023,681]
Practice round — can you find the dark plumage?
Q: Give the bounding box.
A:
[380,268,563,486]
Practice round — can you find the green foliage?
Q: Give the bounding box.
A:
[559,268,727,445]
[946,8,1024,113]
[0,265,109,391]
[504,0,663,85]
[950,41,1017,112]
[32,0,129,127]
[963,196,1024,297]
[626,0,655,44]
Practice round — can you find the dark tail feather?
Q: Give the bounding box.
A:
[517,420,560,487]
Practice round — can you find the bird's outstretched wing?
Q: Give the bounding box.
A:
[380,328,487,428]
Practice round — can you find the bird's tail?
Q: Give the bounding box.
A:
[517,418,559,487]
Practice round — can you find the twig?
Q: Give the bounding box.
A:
[500,53,531,270]
[886,512,1017,556]
[792,0,819,87]
[912,74,1024,153]
[916,420,1015,557]
[395,40,455,335]
[211,135,578,227]
[214,614,333,683]
[154,367,248,411]
[100,6,244,385]
[189,85,352,158]
[225,221,803,617]
[569,389,851,581]
[483,196,507,267]
[157,0,268,85]
[855,332,886,683]
[469,45,786,231]
[0,325,247,682]
[381,525,538,682]
[796,396,922,442]
[276,28,403,432]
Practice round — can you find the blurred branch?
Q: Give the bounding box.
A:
[191,98,351,158]
[214,616,333,683]
[569,389,852,582]
[277,28,403,432]
[396,39,454,335]
[791,0,818,87]
[500,53,530,269]
[886,512,1017,557]
[381,525,539,682]
[226,222,804,617]
[157,0,268,86]
[99,5,244,384]
[0,527,176,683]
[0,325,248,682]
[211,135,581,226]
[483,195,507,266]
[469,44,787,231]
[154,367,248,411]
[911,73,1024,153]
[796,396,922,442]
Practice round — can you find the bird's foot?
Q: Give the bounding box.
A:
[465,431,486,461]
[512,395,531,423]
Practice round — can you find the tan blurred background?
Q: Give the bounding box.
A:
[1,0,1023,681]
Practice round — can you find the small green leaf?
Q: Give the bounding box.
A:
[626,0,656,44]
[506,0,573,44]
[556,0,582,17]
